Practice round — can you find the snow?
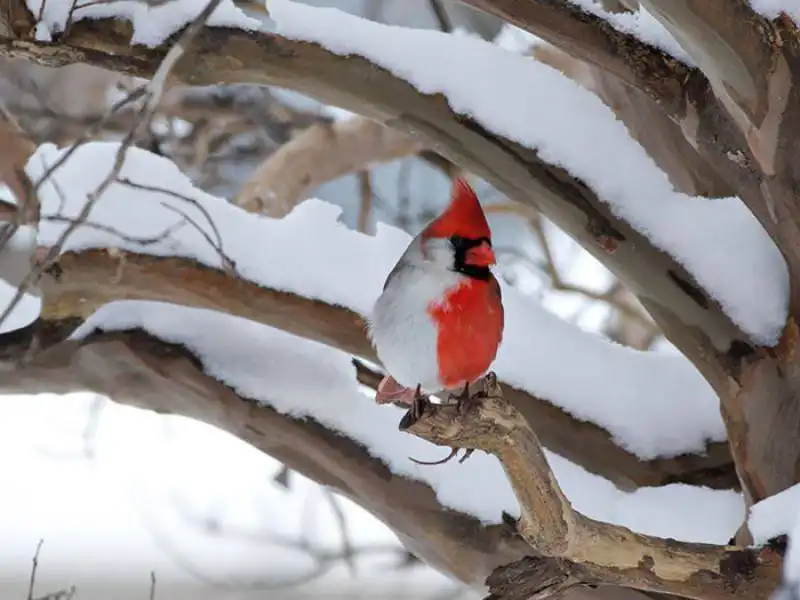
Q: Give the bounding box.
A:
[749,0,800,24]
[25,0,261,47]
[492,24,541,54]
[749,483,800,546]
[29,141,726,460]
[0,392,470,600]
[267,0,789,347]
[567,0,692,63]
[782,516,800,597]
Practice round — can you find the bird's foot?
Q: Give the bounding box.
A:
[410,390,429,422]
[404,383,477,467]
[409,447,474,466]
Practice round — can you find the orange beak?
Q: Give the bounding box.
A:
[464,240,496,267]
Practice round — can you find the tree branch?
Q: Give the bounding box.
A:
[402,376,782,600]
[235,116,425,217]
[458,0,694,118]
[35,248,735,490]
[0,325,528,587]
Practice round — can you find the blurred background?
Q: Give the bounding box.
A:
[0,1,674,598]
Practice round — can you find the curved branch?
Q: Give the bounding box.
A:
[36,248,736,490]
[0,325,527,586]
[460,0,694,117]
[402,377,782,599]
[235,116,425,216]
[0,18,750,346]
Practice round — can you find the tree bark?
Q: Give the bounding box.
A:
[402,376,783,600]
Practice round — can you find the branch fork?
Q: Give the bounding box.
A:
[400,376,782,599]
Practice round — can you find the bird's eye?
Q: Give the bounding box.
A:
[450,235,466,250]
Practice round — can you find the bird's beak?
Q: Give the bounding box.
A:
[465,240,496,267]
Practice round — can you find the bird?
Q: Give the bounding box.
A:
[368,177,504,420]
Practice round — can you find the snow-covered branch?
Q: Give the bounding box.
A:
[22,140,731,490]
[0,323,528,588]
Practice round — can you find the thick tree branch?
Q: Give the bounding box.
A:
[402,377,782,600]
[458,0,693,118]
[0,325,528,587]
[235,116,425,217]
[636,0,774,124]
[35,248,735,490]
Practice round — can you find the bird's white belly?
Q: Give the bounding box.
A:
[369,266,460,392]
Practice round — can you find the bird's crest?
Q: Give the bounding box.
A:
[421,178,491,241]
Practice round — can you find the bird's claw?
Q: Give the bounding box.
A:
[409,447,475,466]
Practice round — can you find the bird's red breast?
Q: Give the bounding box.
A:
[427,275,504,389]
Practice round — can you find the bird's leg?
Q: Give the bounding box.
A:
[406,382,477,467]
[453,381,481,417]
[411,383,428,421]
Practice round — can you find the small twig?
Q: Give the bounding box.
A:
[27,539,44,600]
[356,170,373,233]
[158,202,238,275]
[322,488,357,577]
[428,0,453,33]
[115,177,233,272]
[149,571,156,600]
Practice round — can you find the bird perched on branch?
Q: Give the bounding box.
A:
[369,177,504,418]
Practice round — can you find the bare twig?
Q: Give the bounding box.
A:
[115,177,235,273]
[27,539,44,600]
[428,0,453,33]
[356,170,372,234]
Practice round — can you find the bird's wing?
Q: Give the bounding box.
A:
[382,256,410,291]
[490,274,504,329]
[382,234,423,291]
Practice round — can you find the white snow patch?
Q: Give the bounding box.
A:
[567,0,691,63]
[782,517,800,597]
[28,141,727,460]
[267,0,789,346]
[750,483,800,545]
[749,0,800,25]
[493,24,541,54]
[25,0,260,47]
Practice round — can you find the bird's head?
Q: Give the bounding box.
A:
[419,177,495,279]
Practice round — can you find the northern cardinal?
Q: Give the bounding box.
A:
[369,177,504,416]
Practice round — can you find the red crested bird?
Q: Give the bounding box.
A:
[369,177,504,417]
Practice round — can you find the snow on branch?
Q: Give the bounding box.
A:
[28,141,728,462]
[27,0,259,46]
[267,0,788,346]
[1,0,775,359]
[402,378,781,599]
[59,300,740,544]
